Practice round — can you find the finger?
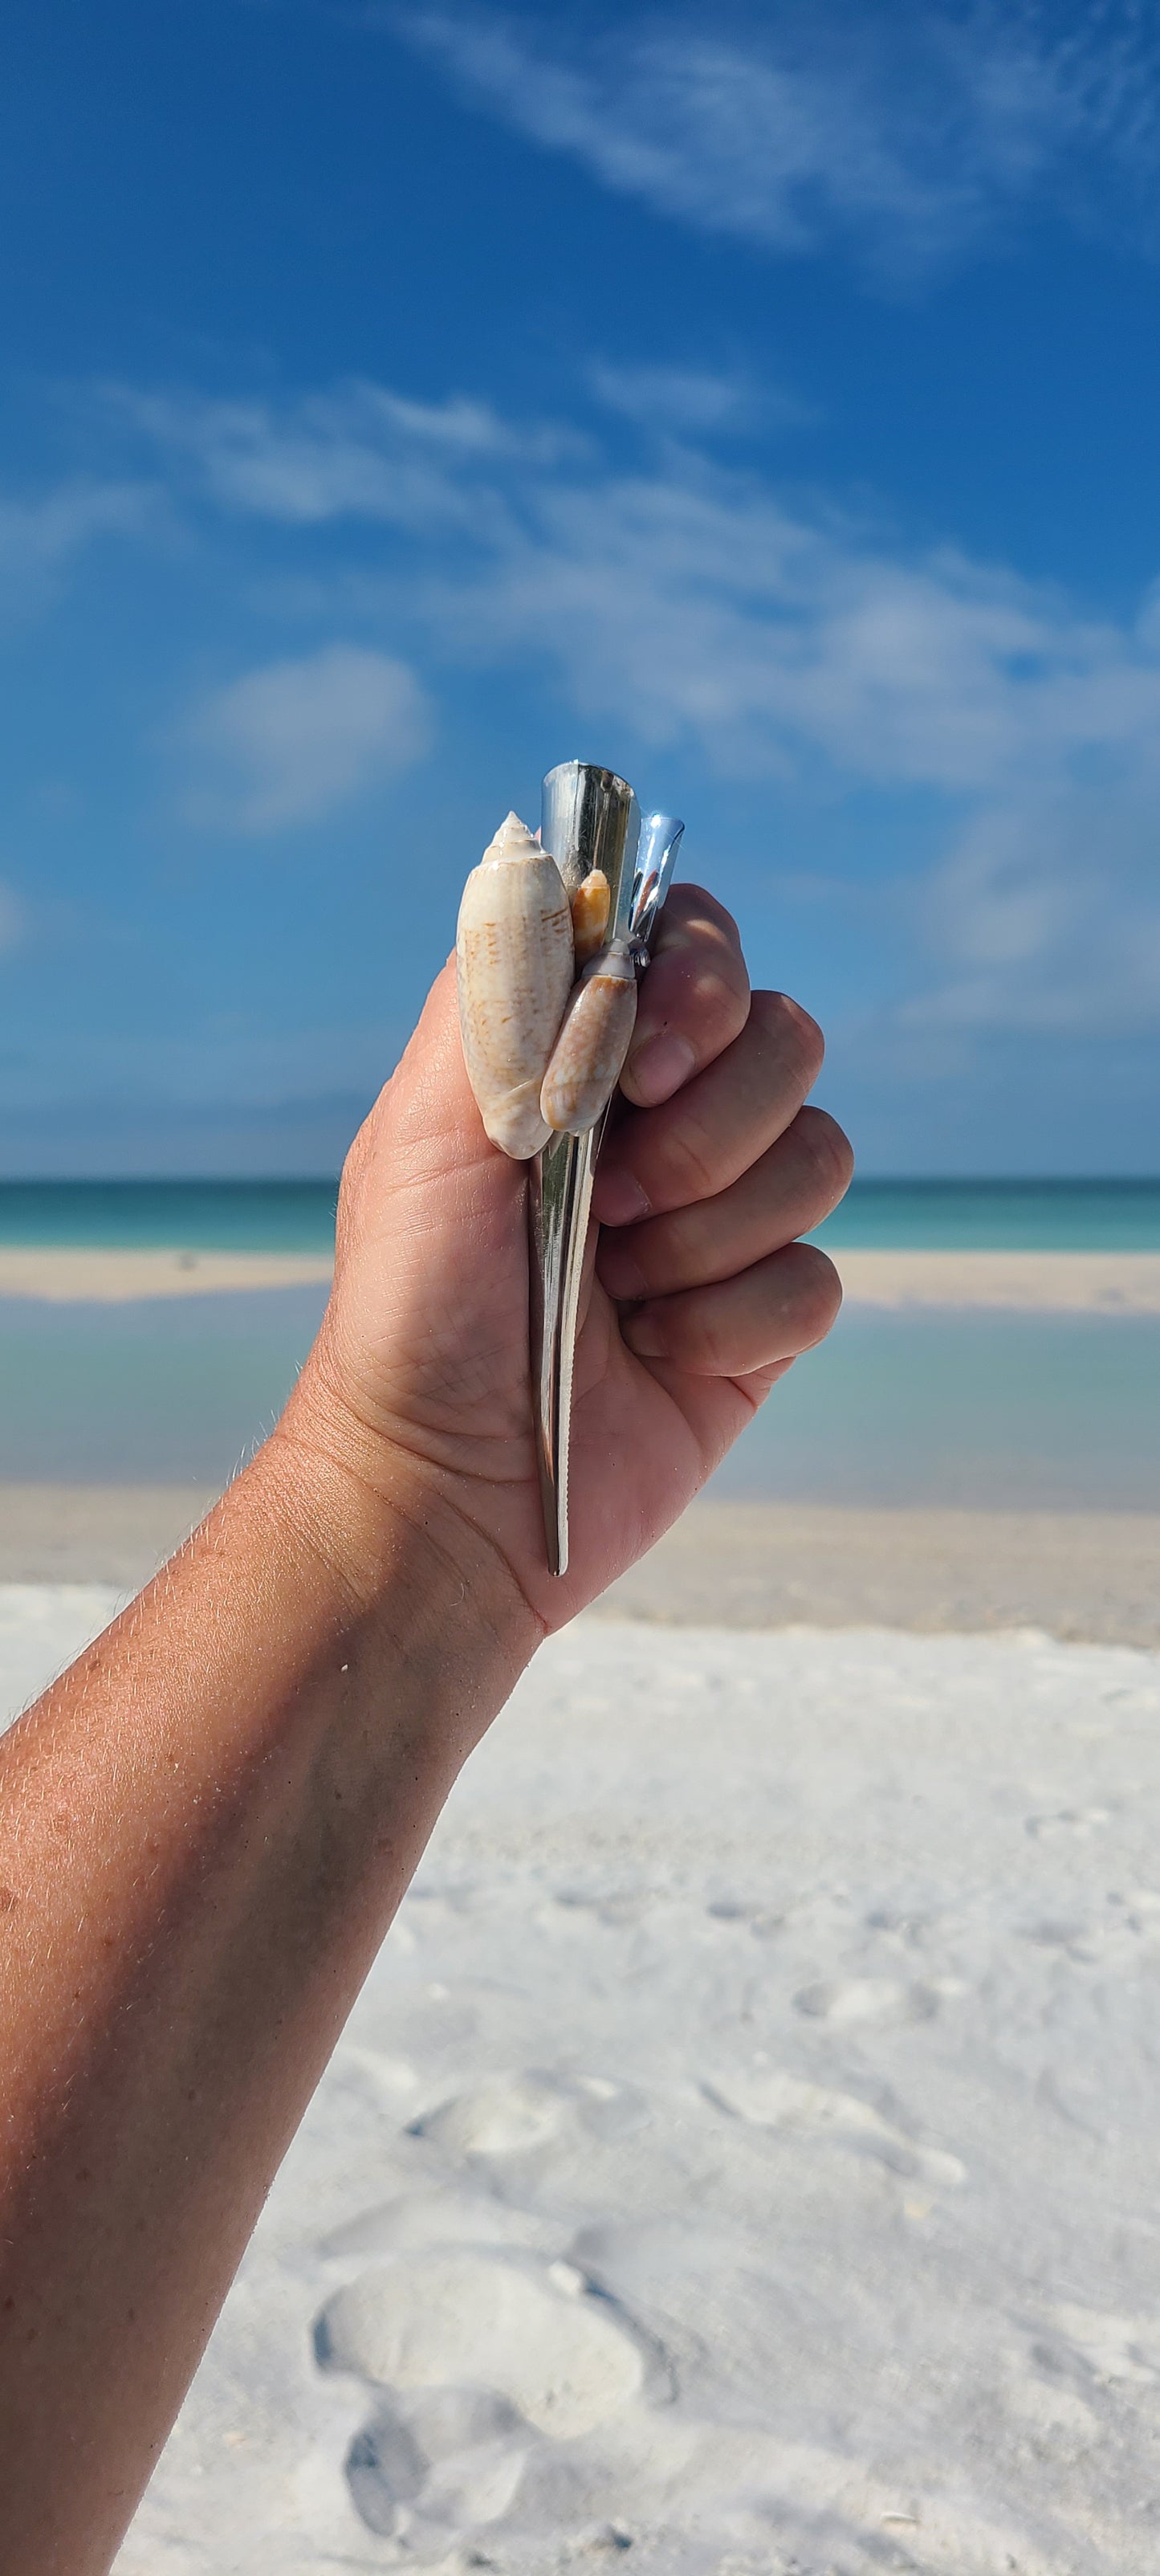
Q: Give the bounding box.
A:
[619,885,750,1109]
[732,1355,797,1407]
[633,1355,797,1490]
[592,989,824,1228]
[620,1241,842,1376]
[598,1107,853,1301]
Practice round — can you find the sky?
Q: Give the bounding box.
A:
[2,0,1159,1175]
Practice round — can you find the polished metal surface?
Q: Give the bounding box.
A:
[539,760,639,914]
[529,764,683,1576]
[629,811,685,957]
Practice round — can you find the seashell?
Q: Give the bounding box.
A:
[457,811,575,1159]
[570,868,611,967]
[540,938,638,1136]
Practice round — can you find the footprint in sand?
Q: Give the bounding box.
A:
[411,2075,568,2157]
[704,2065,966,2186]
[409,2070,649,2158]
[792,1975,938,2025]
[1048,2302,1160,2386]
[318,2183,558,2262]
[344,2386,531,2542]
[1025,1805,1112,1840]
[315,2247,648,2437]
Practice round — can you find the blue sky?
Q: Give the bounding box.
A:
[2,0,1159,1174]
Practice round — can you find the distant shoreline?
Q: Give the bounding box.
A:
[2,1243,1160,1310]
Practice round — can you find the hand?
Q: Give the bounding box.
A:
[291,886,852,1636]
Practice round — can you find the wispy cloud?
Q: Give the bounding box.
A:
[903,787,1160,1038]
[183,643,433,831]
[391,3,1160,276]
[0,478,156,617]
[132,369,1160,1033]
[112,380,573,532]
[587,361,800,436]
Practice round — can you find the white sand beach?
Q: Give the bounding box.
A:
[0,1247,334,1302]
[836,1249,1160,1312]
[3,1244,1160,1310]
[4,1587,1159,2573]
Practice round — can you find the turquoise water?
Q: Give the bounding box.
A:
[711,1311,1160,1510]
[0,1290,327,1483]
[0,1290,1156,1508]
[0,1181,338,1252]
[1,1176,1158,1253]
[0,1180,1156,1506]
[814,1178,1160,1251]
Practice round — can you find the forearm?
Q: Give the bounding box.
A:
[0,1422,537,2573]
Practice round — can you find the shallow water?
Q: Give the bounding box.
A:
[2,1290,1157,1510]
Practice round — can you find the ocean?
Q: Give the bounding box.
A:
[1,1176,1158,1253]
[1,1180,1157,1508]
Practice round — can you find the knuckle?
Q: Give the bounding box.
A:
[690,958,751,1051]
[751,990,825,1087]
[788,1242,844,1343]
[665,883,742,950]
[675,1294,730,1375]
[794,1105,854,1206]
[659,1115,720,1207]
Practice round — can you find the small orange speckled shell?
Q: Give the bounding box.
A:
[570,868,611,967]
[540,940,638,1136]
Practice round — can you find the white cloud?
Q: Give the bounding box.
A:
[587,361,781,435]
[185,644,433,831]
[414,463,1160,800]
[140,366,1160,1032]
[113,380,574,533]
[0,479,155,615]
[902,789,1160,1038]
[393,3,1160,276]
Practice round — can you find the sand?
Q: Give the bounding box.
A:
[0,1247,333,1302]
[2,1590,1158,2574]
[0,1486,1155,1648]
[2,1245,1160,1310]
[835,1249,1160,1312]
[601,1499,1160,1650]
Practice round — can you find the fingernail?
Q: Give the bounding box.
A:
[592,1167,650,1226]
[626,1031,696,1106]
[622,1306,667,1359]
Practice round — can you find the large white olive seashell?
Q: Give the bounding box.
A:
[456,811,576,1160]
[539,939,638,1136]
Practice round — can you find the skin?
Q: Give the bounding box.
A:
[0,887,851,2570]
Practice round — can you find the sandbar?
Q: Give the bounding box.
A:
[836,1246,1160,1310]
[2,1242,1158,1310]
[0,1246,333,1302]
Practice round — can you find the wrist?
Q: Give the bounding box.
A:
[259,1366,544,1747]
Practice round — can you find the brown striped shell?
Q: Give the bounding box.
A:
[539,939,638,1136]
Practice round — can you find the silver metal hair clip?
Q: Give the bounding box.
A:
[454,760,684,1575]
